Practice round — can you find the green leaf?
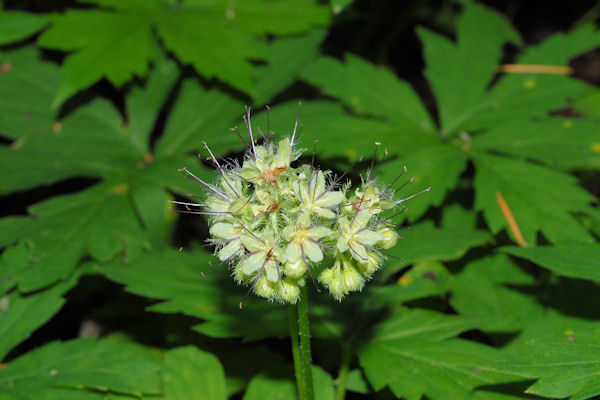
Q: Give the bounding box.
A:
[0,47,59,140]
[0,11,47,45]
[243,365,334,400]
[154,79,243,157]
[370,261,452,305]
[458,24,600,132]
[471,117,600,170]
[0,268,80,360]
[155,11,265,95]
[473,153,595,245]
[253,28,326,105]
[0,183,146,292]
[488,326,600,400]
[162,346,226,400]
[381,205,490,279]
[37,0,330,104]
[302,54,436,134]
[97,248,289,341]
[38,10,155,106]
[418,2,520,135]
[358,308,520,400]
[572,87,600,119]
[0,338,161,398]
[503,243,600,282]
[450,254,541,332]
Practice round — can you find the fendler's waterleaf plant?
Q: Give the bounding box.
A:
[172,106,430,305]
[172,105,429,400]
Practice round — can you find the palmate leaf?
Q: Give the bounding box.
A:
[300,2,600,242]
[0,262,81,360]
[473,153,595,245]
[381,205,490,279]
[0,46,224,293]
[450,254,541,333]
[502,243,600,282]
[358,308,521,400]
[34,0,330,105]
[485,325,600,400]
[162,347,227,400]
[243,366,334,400]
[0,182,147,292]
[417,2,521,136]
[0,11,47,45]
[471,118,600,170]
[96,248,290,341]
[253,28,326,106]
[0,338,162,399]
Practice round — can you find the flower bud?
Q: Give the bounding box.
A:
[377,227,398,249]
[277,278,301,303]
[285,259,308,279]
[254,276,277,299]
[342,265,364,292]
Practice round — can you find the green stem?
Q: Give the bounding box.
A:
[297,284,315,400]
[288,303,306,400]
[335,343,352,400]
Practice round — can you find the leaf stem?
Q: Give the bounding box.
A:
[336,343,352,400]
[289,303,306,400]
[298,284,315,400]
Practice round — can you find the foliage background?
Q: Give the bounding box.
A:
[1,0,600,399]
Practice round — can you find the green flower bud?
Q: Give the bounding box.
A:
[377,227,398,249]
[277,278,301,303]
[285,259,308,279]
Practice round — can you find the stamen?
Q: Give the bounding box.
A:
[395,186,431,204]
[373,148,387,181]
[290,100,302,157]
[179,167,233,202]
[203,141,240,198]
[230,126,250,147]
[266,105,271,146]
[168,200,207,208]
[390,176,416,198]
[243,107,258,159]
[384,166,408,194]
[317,156,363,201]
[366,142,381,182]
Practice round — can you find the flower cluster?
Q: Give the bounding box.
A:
[174,108,429,304]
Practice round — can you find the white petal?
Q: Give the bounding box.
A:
[306,226,333,239]
[355,230,385,246]
[303,240,323,262]
[241,252,265,275]
[353,210,373,230]
[316,191,344,207]
[314,208,336,219]
[218,240,240,261]
[349,242,368,262]
[241,234,264,252]
[210,223,236,239]
[337,236,349,253]
[265,260,280,283]
[285,242,302,262]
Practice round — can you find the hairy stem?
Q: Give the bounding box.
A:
[289,303,306,400]
[298,284,315,400]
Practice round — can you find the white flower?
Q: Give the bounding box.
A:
[337,210,384,263]
[293,170,344,219]
[282,213,333,263]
